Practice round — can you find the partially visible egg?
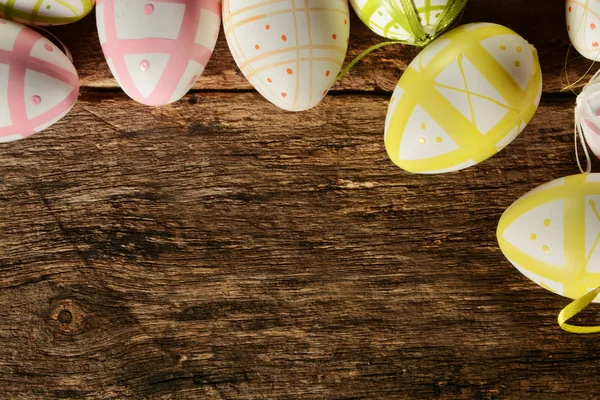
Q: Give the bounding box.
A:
[385,23,542,174]
[0,0,95,26]
[567,0,600,61]
[350,0,466,43]
[0,18,79,142]
[575,77,600,159]
[498,173,600,302]
[223,0,349,112]
[96,0,221,106]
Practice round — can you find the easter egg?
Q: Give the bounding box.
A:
[0,0,94,26]
[0,18,79,142]
[385,23,542,174]
[575,76,600,160]
[566,0,600,61]
[223,0,349,112]
[96,0,221,106]
[497,174,600,301]
[350,0,466,43]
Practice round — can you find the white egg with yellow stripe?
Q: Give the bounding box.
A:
[385,23,542,174]
[0,0,95,26]
[498,174,600,302]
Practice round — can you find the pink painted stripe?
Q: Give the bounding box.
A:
[100,39,211,65]
[0,27,78,138]
[0,51,78,84]
[586,119,600,136]
[145,2,202,105]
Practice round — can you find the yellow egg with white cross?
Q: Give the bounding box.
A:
[497,174,600,302]
[384,23,542,174]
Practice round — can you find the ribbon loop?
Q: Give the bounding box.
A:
[558,287,600,334]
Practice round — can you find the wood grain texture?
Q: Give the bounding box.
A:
[1,1,599,399]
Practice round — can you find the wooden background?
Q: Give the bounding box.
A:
[1,1,599,399]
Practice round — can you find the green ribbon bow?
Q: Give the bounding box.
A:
[338,0,469,80]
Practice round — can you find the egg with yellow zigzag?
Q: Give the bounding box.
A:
[0,0,95,26]
[385,23,542,174]
[498,174,600,302]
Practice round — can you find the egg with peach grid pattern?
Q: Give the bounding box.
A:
[0,18,79,142]
[0,0,94,26]
[223,0,350,112]
[567,0,600,61]
[96,0,221,106]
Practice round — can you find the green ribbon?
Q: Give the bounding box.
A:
[338,0,469,81]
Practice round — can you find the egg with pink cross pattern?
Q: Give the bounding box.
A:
[223,0,350,112]
[96,0,221,106]
[0,18,80,143]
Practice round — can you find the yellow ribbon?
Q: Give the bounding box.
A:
[558,287,600,333]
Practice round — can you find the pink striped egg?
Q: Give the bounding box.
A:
[0,18,79,143]
[96,0,222,106]
[223,0,350,112]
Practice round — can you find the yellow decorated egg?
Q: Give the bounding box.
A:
[0,0,95,26]
[385,23,542,174]
[498,174,600,301]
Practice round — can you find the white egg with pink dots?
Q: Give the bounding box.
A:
[223,0,350,112]
[0,18,80,142]
[567,0,600,61]
[96,0,222,106]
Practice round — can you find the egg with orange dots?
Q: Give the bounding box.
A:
[567,0,600,61]
[223,0,350,112]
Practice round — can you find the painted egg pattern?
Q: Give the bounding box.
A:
[498,174,600,302]
[350,0,464,42]
[385,23,542,174]
[223,0,350,112]
[0,19,79,142]
[96,0,221,106]
[576,80,600,160]
[567,0,600,61]
[0,0,95,26]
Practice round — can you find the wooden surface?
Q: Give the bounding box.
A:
[2,1,599,399]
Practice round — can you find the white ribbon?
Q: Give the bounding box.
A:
[574,69,600,174]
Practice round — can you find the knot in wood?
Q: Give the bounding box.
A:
[49,299,87,336]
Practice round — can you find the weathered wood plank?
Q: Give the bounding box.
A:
[0,93,597,399]
[49,0,590,94]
